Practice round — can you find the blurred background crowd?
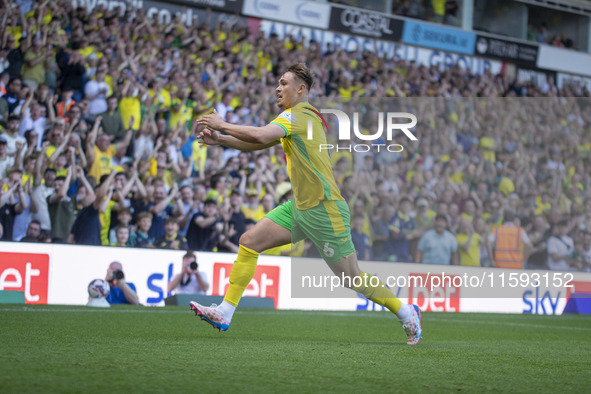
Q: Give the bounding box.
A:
[0,0,590,271]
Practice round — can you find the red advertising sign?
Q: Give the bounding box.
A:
[408,273,460,312]
[0,252,50,304]
[212,262,280,308]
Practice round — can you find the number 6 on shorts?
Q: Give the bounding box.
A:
[323,242,335,258]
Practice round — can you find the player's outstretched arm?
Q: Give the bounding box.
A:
[198,128,280,152]
[198,110,285,145]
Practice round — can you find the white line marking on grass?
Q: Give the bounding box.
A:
[2,307,590,331]
[426,314,591,331]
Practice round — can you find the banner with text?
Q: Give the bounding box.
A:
[1,243,590,315]
[242,0,330,29]
[474,35,538,68]
[260,20,501,76]
[328,5,403,42]
[402,19,475,55]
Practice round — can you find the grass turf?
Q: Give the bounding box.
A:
[1,305,590,393]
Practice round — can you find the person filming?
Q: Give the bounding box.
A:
[168,251,210,295]
[105,261,139,305]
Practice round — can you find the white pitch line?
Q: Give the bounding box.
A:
[1,307,590,331]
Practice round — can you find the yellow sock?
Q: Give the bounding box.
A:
[223,245,260,307]
[352,271,402,314]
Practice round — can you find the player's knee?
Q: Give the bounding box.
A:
[239,231,258,252]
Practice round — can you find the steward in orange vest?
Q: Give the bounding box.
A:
[56,87,75,118]
[491,212,531,269]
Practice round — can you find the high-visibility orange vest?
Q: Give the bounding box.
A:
[493,226,524,269]
[56,100,75,118]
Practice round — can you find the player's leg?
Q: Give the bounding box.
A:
[303,200,422,344]
[223,217,292,307]
[191,202,292,331]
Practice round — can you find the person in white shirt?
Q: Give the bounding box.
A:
[547,220,580,271]
[215,91,234,121]
[167,251,210,295]
[0,115,26,155]
[18,103,48,149]
[84,67,110,115]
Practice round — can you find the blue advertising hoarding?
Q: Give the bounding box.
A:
[402,20,475,55]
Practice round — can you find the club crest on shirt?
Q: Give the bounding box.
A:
[278,111,297,123]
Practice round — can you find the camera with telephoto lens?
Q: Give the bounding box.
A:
[189,261,198,271]
[109,269,124,283]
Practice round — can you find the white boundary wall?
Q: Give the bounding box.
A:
[1,243,591,314]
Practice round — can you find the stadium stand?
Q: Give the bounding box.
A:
[0,0,590,273]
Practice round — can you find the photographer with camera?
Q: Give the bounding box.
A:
[105,261,139,305]
[167,251,210,295]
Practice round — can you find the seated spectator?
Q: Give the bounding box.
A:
[546,220,580,271]
[351,213,371,261]
[109,207,133,245]
[111,226,130,247]
[416,214,459,265]
[20,220,42,242]
[156,217,188,250]
[128,211,155,248]
[186,199,223,251]
[389,197,418,262]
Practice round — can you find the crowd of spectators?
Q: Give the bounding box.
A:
[391,0,460,26]
[331,0,461,27]
[527,22,575,49]
[0,0,590,272]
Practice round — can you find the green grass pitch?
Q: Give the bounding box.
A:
[1,305,590,392]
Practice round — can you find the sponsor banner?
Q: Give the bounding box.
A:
[72,0,246,26]
[474,35,538,67]
[212,262,280,307]
[2,242,589,314]
[260,20,501,76]
[516,68,552,88]
[556,72,591,93]
[0,251,50,304]
[328,5,403,41]
[242,0,330,29]
[537,45,591,77]
[402,20,475,55]
[74,0,242,13]
[143,0,247,26]
[169,0,243,13]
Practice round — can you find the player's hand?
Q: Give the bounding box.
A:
[197,110,224,130]
[197,128,220,146]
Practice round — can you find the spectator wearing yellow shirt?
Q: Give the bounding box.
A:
[480,136,496,163]
[460,199,476,223]
[414,197,436,233]
[85,116,132,184]
[483,199,503,226]
[241,191,265,222]
[456,218,481,267]
[22,38,48,90]
[118,81,142,131]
